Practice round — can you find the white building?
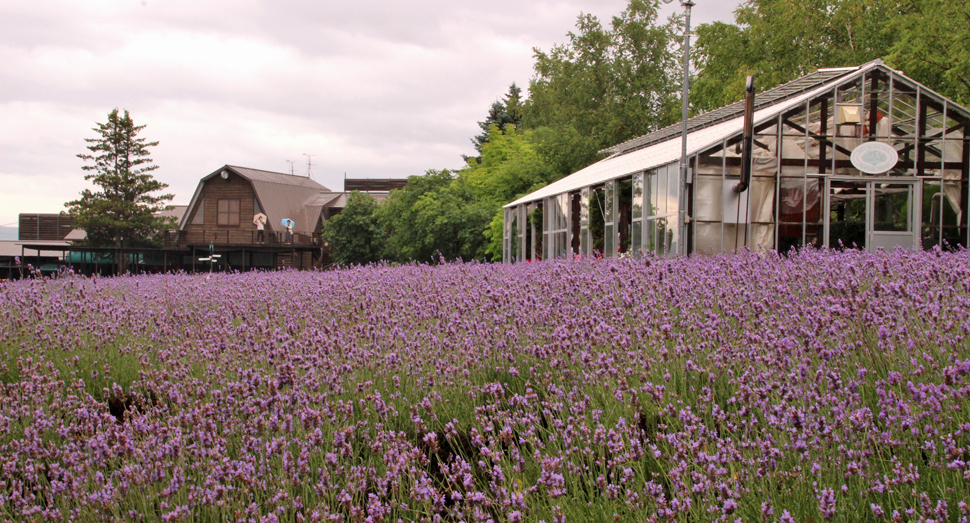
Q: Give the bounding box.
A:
[503,60,969,261]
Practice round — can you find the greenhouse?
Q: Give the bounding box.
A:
[502,60,970,261]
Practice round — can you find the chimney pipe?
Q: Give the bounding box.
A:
[734,76,755,193]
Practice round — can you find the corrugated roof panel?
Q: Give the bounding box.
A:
[158,205,187,222]
[64,229,86,241]
[306,193,343,207]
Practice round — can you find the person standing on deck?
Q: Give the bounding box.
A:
[253,213,267,244]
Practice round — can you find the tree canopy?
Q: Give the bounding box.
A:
[525,0,680,176]
[66,109,173,249]
[372,170,493,263]
[320,192,384,266]
[691,0,970,112]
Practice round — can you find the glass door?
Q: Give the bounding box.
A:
[825,179,918,252]
[827,180,868,249]
[869,182,916,251]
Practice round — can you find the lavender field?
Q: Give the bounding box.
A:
[1,250,970,522]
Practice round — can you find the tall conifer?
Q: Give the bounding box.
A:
[66,109,173,255]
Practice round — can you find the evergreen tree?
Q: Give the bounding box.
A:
[66,109,173,255]
[468,83,525,160]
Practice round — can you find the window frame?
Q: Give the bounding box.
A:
[217,199,240,226]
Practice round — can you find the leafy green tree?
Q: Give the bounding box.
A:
[464,124,556,205]
[524,0,679,176]
[692,0,895,113]
[66,109,173,257]
[376,170,455,262]
[407,179,494,262]
[463,124,557,260]
[321,192,384,266]
[376,170,490,263]
[885,0,970,106]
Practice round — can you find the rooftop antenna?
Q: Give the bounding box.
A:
[303,153,316,179]
[285,160,296,175]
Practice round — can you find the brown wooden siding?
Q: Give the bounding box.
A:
[344,178,407,192]
[181,172,262,245]
[19,214,74,241]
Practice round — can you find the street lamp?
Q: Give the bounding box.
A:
[664,0,695,256]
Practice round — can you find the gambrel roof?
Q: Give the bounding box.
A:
[179,165,333,234]
[506,60,970,208]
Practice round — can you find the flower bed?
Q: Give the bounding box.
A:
[1,249,969,522]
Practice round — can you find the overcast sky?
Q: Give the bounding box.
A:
[0,0,741,227]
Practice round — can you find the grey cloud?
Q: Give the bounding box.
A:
[0,0,741,223]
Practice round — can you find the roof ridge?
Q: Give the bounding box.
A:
[227,165,306,178]
[600,63,875,157]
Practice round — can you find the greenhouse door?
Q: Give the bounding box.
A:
[826,178,918,252]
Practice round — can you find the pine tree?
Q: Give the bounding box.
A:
[468,83,525,160]
[66,109,173,256]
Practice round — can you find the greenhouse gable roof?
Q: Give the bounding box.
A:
[505,61,893,208]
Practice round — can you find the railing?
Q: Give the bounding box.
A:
[175,229,322,247]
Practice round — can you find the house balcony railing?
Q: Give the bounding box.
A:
[175,229,322,247]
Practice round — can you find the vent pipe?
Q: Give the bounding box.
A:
[734,76,755,193]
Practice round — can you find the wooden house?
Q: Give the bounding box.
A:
[177,165,344,269]
[12,166,404,275]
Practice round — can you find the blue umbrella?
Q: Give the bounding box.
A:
[281,218,294,227]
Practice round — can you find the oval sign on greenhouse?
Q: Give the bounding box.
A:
[850,142,899,174]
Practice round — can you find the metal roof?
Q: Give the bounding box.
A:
[322,192,391,210]
[506,62,890,208]
[226,166,331,191]
[179,165,332,233]
[0,240,70,258]
[158,205,187,222]
[306,193,343,207]
[252,183,326,234]
[64,229,86,241]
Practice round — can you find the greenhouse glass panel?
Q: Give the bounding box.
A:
[632,173,644,254]
[580,187,590,256]
[648,169,659,217]
[666,164,680,218]
[694,176,723,223]
[503,208,512,263]
[656,168,668,216]
[604,180,616,257]
[694,222,721,254]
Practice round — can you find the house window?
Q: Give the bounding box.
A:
[218,199,240,226]
[191,198,205,225]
